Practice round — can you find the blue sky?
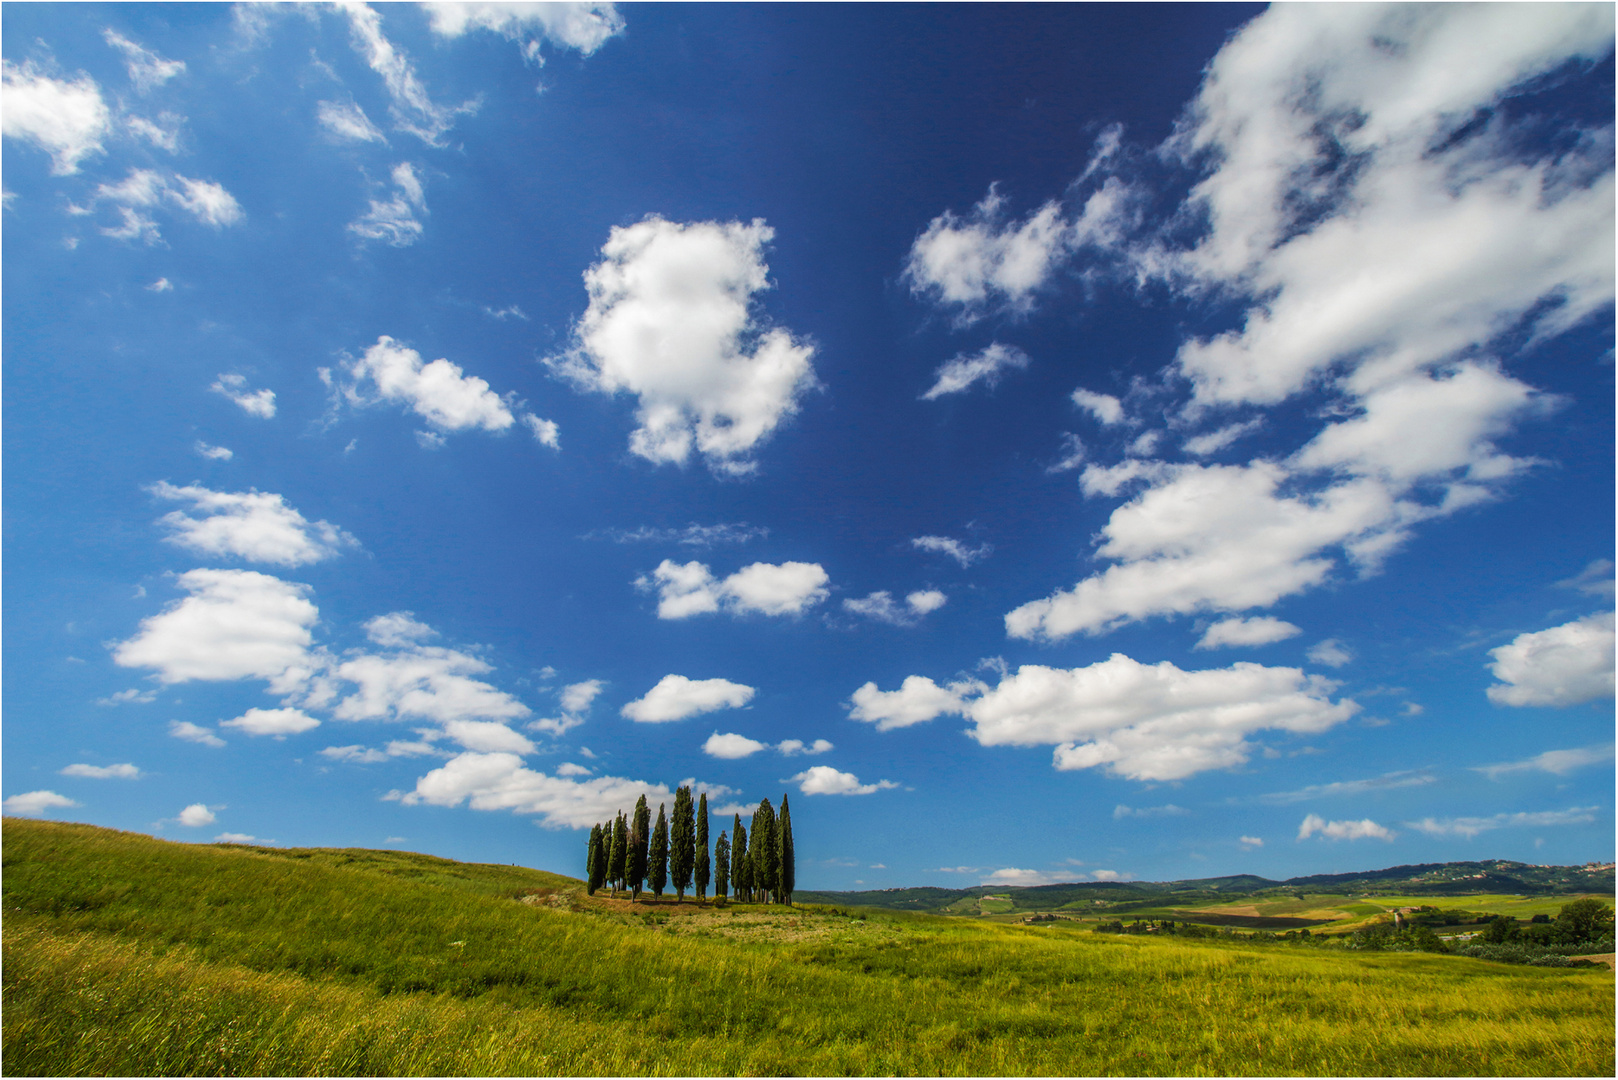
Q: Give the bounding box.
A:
[4,3,1613,889]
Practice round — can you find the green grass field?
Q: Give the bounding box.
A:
[4,819,1612,1076]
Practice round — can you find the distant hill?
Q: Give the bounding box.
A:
[795,860,1615,913]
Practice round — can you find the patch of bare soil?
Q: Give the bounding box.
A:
[1570,952,1615,969]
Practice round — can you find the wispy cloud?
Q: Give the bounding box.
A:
[1408,807,1599,839]
[1473,745,1615,780]
[1256,769,1436,805]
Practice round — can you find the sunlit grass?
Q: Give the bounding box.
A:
[5,819,1612,1076]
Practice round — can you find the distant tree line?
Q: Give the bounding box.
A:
[1092,898,1615,967]
[585,788,795,905]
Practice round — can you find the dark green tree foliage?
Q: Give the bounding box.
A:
[694,791,710,900]
[1558,898,1615,943]
[670,785,695,901]
[609,813,627,895]
[649,803,669,897]
[586,823,604,896]
[713,829,729,901]
[628,795,650,901]
[751,799,777,904]
[777,793,794,906]
[732,817,750,902]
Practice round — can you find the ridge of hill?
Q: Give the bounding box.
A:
[794,860,1616,913]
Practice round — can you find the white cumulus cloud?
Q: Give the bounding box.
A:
[399,750,673,829]
[344,335,525,435]
[702,731,768,759]
[1170,4,1614,408]
[703,732,831,759]
[1006,463,1436,640]
[1487,612,1615,707]
[843,589,947,625]
[1296,815,1394,842]
[1070,388,1126,427]
[3,790,80,816]
[333,645,531,725]
[113,569,320,691]
[550,216,817,475]
[211,374,276,418]
[622,675,755,723]
[1196,616,1301,650]
[177,803,216,827]
[219,706,320,738]
[967,656,1358,782]
[639,559,829,619]
[788,766,898,797]
[169,720,225,748]
[60,763,141,779]
[150,482,356,567]
[847,675,971,732]
[1,60,111,174]
[904,177,1133,323]
[1307,640,1354,669]
[422,2,625,59]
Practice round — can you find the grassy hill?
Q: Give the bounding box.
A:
[4,819,1612,1076]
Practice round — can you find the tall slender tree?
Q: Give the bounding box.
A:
[777,793,795,906]
[628,795,650,901]
[586,823,605,896]
[649,803,669,897]
[732,817,750,902]
[694,791,710,901]
[609,812,627,896]
[713,828,730,901]
[751,799,777,904]
[670,785,695,901]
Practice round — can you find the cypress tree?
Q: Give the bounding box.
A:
[732,817,750,902]
[670,785,694,901]
[751,799,777,904]
[713,828,730,901]
[628,795,650,901]
[609,812,627,896]
[586,823,604,896]
[585,823,598,892]
[694,791,710,901]
[777,794,795,906]
[649,803,669,897]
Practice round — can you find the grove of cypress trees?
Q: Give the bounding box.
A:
[752,799,777,904]
[777,793,794,906]
[714,828,729,901]
[670,785,694,901]
[649,803,669,897]
[732,817,750,902]
[628,795,650,901]
[695,791,710,901]
[609,812,627,896]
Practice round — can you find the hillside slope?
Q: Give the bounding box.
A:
[4,819,1611,1076]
